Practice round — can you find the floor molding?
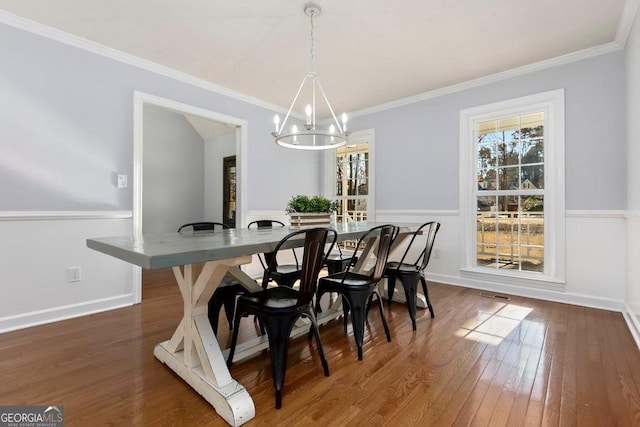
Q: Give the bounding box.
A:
[0,294,134,334]
[427,272,624,312]
[623,303,640,350]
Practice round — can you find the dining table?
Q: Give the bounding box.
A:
[86,221,424,426]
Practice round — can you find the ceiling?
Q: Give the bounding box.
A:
[185,113,236,140]
[0,0,630,117]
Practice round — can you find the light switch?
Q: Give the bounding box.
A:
[117,174,128,188]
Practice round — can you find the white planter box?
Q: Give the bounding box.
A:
[288,212,332,229]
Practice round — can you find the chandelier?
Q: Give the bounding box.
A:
[272,3,348,150]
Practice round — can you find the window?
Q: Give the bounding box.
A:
[336,143,369,223]
[460,90,565,285]
[324,129,375,226]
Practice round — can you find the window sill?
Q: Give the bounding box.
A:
[460,267,565,292]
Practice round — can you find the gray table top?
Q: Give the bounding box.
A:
[87,222,419,270]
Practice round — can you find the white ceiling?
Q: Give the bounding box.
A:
[0,0,630,117]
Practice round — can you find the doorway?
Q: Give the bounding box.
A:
[132,92,248,303]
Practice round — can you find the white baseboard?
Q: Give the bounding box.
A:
[0,294,134,334]
[623,304,640,350]
[427,272,624,312]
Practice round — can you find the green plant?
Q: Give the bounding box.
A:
[285,195,338,214]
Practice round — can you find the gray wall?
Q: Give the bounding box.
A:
[627,14,640,213]
[143,105,205,233]
[0,22,320,212]
[350,51,627,211]
[625,10,640,325]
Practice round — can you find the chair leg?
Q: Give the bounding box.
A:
[315,288,325,314]
[226,303,245,368]
[420,276,435,318]
[399,274,420,331]
[344,291,369,361]
[222,296,236,330]
[208,293,225,336]
[342,296,350,331]
[302,307,330,376]
[261,314,298,409]
[386,275,396,306]
[373,289,392,341]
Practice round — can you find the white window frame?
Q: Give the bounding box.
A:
[459,89,565,287]
[323,128,375,223]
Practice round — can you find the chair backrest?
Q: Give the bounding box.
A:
[370,224,400,282]
[264,227,337,306]
[342,224,399,283]
[248,219,297,270]
[178,222,229,232]
[248,220,285,229]
[396,221,441,271]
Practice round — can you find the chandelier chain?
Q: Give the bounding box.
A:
[309,11,316,73]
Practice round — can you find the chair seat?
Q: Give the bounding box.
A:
[319,271,372,289]
[208,276,247,335]
[273,264,302,275]
[219,276,242,287]
[325,254,358,275]
[385,262,421,275]
[239,286,301,311]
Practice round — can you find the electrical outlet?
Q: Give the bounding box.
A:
[67,267,81,283]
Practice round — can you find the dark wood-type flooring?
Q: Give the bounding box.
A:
[1,268,640,425]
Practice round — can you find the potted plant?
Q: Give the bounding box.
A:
[285,195,338,228]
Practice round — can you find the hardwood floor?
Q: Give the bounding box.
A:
[1,269,640,426]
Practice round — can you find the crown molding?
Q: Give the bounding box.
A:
[616,0,640,46]
[349,42,623,119]
[0,9,629,122]
[0,10,301,118]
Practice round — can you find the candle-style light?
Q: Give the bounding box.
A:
[273,114,280,133]
[305,104,313,127]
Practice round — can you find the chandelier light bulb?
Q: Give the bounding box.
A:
[341,113,348,132]
[292,125,298,143]
[330,124,335,141]
[305,104,313,125]
[273,114,280,133]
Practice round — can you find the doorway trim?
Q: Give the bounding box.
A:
[132,91,248,303]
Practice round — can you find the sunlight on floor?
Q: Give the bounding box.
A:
[455,302,533,345]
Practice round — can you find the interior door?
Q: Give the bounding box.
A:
[223,155,236,228]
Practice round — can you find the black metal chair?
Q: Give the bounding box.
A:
[176,222,246,335]
[248,220,303,288]
[384,221,441,330]
[227,227,337,409]
[316,224,399,360]
[324,244,358,275]
[177,221,229,232]
[207,219,302,335]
